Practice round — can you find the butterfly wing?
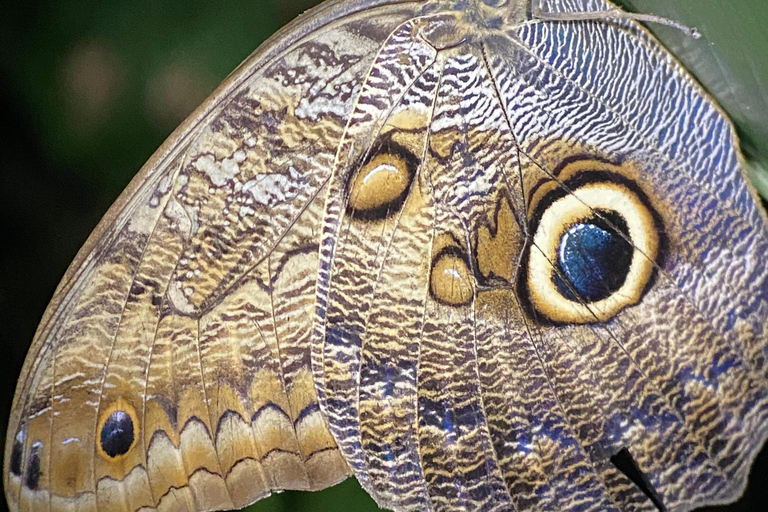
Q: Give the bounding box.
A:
[315,1,768,512]
[3,2,425,512]
[7,1,768,512]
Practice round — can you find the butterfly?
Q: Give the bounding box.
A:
[5,0,768,511]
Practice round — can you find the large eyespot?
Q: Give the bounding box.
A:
[97,398,139,460]
[525,171,661,324]
[346,135,419,221]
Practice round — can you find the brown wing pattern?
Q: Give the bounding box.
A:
[3,3,423,512]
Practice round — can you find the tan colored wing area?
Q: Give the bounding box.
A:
[3,3,423,512]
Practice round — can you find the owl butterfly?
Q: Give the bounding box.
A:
[5,0,768,511]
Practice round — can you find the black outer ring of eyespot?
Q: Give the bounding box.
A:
[516,169,668,326]
[344,133,420,222]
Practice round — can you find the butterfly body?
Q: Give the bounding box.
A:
[5,1,768,512]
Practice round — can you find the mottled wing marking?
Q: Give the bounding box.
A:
[504,1,768,501]
[4,4,424,512]
[483,29,756,505]
[314,15,443,512]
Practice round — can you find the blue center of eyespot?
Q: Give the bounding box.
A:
[100,410,134,458]
[555,212,633,303]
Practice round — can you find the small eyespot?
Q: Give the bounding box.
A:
[430,248,474,306]
[349,154,411,211]
[97,399,139,460]
[346,135,419,221]
[10,430,23,477]
[524,170,661,324]
[101,411,135,458]
[25,441,42,490]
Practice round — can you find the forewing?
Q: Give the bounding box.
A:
[3,3,423,512]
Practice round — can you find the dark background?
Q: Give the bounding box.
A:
[0,1,766,511]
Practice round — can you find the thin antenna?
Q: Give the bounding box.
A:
[533,7,701,39]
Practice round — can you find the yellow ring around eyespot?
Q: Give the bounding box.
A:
[430,252,474,306]
[528,181,659,323]
[348,153,410,212]
[96,397,140,461]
